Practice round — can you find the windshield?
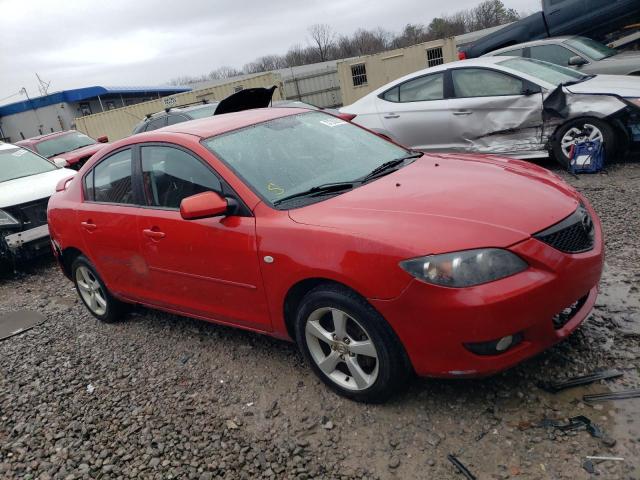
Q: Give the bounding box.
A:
[499,57,586,86]
[0,145,57,182]
[185,104,219,119]
[35,131,96,158]
[204,112,408,205]
[565,37,617,60]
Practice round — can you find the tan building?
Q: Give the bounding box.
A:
[74,72,284,141]
[337,38,458,106]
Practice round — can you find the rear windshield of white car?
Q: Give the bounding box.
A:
[184,104,219,119]
[35,132,96,158]
[0,146,57,182]
[499,57,585,86]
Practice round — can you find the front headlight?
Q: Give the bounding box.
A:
[399,248,527,288]
[0,209,20,229]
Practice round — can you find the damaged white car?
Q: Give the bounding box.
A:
[0,142,76,264]
[340,57,640,162]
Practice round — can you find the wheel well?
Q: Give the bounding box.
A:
[60,247,83,278]
[283,278,357,340]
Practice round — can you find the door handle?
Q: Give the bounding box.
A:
[384,113,400,119]
[143,228,166,240]
[80,221,97,231]
[453,110,473,116]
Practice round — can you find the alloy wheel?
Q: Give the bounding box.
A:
[561,123,604,159]
[305,307,379,391]
[75,265,107,316]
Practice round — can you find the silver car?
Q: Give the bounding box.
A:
[340,56,640,161]
[485,36,640,76]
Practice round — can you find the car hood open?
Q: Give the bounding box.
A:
[0,168,76,208]
[288,154,580,255]
[214,86,278,116]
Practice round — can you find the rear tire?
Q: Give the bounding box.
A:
[71,255,126,323]
[294,284,411,403]
[552,117,616,165]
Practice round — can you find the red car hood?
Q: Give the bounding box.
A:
[288,154,580,255]
[55,143,107,164]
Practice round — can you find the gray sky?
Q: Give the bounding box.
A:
[0,0,539,104]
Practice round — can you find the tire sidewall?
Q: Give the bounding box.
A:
[71,256,120,323]
[294,287,404,402]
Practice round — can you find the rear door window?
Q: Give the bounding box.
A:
[494,48,525,57]
[398,73,444,102]
[92,149,135,204]
[452,68,523,97]
[141,146,222,209]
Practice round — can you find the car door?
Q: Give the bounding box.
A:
[446,67,546,156]
[376,72,454,150]
[76,148,147,299]
[135,144,270,331]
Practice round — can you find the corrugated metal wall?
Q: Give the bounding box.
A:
[282,67,342,108]
[74,73,284,141]
[337,38,458,106]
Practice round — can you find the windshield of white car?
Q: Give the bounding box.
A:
[499,57,586,86]
[203,111,410,207]
[565,37,617,60]
[0,146,57,182]
[36,132,96,158]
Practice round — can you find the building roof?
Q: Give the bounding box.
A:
[0,85,191,117]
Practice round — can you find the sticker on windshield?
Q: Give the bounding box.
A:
[320,118,347,128]
[267,182,285,195]
[11,149,26,156]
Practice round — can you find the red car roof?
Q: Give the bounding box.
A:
[155,107,311,139]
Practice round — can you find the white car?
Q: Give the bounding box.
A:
[0,142,76,263]
[340,56,640,161]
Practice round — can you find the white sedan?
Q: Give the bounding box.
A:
[340,57,640,161]
[0,142,76,263]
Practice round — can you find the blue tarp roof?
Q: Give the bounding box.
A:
[0,85,191,116]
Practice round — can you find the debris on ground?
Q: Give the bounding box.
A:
[537,369,623,393]
[0,310,46,341]
[447,454,477,480]
[584,389,640,402]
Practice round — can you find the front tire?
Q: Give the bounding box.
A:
[71,255,125,323]
[552,117,616,165]
[294,284,411,403]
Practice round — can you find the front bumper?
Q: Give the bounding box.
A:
[371,221,603,378]
[4,224,50,250]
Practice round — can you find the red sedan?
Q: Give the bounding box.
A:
[47,108,603,402]
[17,130,109,169]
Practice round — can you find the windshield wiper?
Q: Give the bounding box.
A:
[359,152,423,183]
[272,181,358,206]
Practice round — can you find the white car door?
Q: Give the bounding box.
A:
[445,67,546,156]
[376,72,454,151]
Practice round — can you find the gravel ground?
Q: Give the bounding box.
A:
[0,159,639,480]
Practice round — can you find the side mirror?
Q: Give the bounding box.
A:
[568,56,588,67]
[52,157,69,168]
[180,191,228,220]
[523,84,542,96]
[96,135,109,143]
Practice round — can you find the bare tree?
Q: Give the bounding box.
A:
[470,0,519,30]
[308,24,336,62]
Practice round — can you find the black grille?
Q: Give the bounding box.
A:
[534,206,594,254]
[4,197,49,229]
[552,295,588,330]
